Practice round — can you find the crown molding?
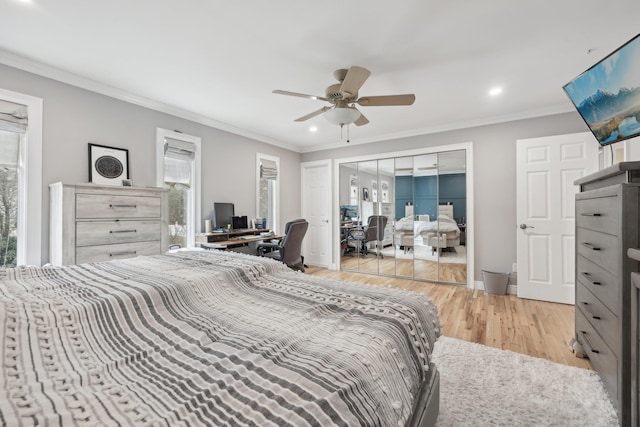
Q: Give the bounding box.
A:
[0,49,300,153]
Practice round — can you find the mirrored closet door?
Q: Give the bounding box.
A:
[339,149,468,285]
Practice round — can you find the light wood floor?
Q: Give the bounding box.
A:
[306,267,591,369]
[340,255,467,284]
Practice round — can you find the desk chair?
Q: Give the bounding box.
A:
[257,219,308,272]
[346,215,388,258]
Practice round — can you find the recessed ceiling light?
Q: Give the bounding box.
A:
[309,126,318,132]
[489,87,503,96]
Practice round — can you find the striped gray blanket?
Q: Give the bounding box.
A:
[0,250,440,426]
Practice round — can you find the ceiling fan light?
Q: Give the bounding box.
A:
[324,107,361,126]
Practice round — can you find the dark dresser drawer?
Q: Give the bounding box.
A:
[577,227,620,275]
[576,310,618,401]
[576,254,620,313]
[575,195,619,236]
[576,283,620,356]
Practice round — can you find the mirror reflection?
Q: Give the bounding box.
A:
[339,150,467,285]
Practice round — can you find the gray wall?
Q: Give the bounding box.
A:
[0,63,301,264]
[302,112,589,280]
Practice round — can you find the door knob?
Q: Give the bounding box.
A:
[322,219,329,223]
[519,223,535,229]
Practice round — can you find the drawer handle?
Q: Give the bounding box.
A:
[109,204,137,209]
[581,242,601,251]
[580,302,601,320]
[579,330,599,354]
[580,213,602,217]
[109,230,137,234]
[109,251,137,257]
[580,272,602,286]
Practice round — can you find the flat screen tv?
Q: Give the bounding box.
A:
[563,33,640,147]
[212,202,234,230]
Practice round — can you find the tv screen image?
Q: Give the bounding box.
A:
[563,33,640,146]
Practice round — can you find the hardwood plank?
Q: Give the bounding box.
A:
[305,267,591,369]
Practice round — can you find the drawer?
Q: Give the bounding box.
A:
[76,241,161,264]
[76,221,161,247]
[576,254,620,313]
[76,194,160,219]
[576,227,620,275]
[576,310,618,400]
[576,195,619,236]
[576,283,620,355]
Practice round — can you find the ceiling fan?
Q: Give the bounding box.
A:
[273,66,415,127]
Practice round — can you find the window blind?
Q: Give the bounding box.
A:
[164,137,196,188]
[260,158,278,180]
[0,100,28,133]
[0,130,20,168]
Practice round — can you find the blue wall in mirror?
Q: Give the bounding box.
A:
[395,173,466,222]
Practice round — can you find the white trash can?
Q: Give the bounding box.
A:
[482,270,510,295]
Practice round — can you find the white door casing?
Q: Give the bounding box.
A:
[516,132,598,304]
[301,160,332,268]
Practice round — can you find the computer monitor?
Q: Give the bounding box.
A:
[212,202,234,230]
[232,216,248,230]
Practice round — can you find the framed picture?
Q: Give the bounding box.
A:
[88,143,129,186]
[362,187,370,201]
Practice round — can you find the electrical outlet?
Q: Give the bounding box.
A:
[512,263,518,272]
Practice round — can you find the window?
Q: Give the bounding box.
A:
[156,129,201,248]
[0,91,42,267]
[0,131,19,267]
[256,154,279,232]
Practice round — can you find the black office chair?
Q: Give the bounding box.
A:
[346,215,388,258]
[257,219,309,272]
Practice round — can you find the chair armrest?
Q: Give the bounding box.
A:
[257,241,283,257]
[257,242,282,250]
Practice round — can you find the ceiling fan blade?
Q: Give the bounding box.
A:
[339,66,371,97]
[294,106,331,122]
[354,111,369,126]
[357,94,416,106]
[273,90,328,102]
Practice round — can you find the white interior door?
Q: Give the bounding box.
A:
[301,160,331,268]
[516,132,598,304]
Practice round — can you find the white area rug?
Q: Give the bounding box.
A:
[381,244,467,264]
[431,336,618,426]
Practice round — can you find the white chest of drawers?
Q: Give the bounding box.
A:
[574,162,640,426]
[49,182,169,266]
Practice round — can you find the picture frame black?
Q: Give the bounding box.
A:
[88,143,130,186]
[362,187,369,201]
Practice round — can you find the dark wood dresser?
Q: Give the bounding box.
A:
[630,247,640,427]
[574,162,640,426]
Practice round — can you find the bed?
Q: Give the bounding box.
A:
[395,214,460,254]
[0,250,441,426]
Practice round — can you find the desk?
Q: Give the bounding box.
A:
[200,233,283,254]
[196,229,268,245]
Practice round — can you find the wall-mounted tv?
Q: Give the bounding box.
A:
[563,33,640,147]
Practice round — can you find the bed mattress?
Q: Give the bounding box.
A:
[0,250,440,426]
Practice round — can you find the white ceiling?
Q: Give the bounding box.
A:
[1,0,638,153]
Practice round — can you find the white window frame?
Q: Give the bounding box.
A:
[256,153,280,233]
[0,88,43,266]
[155,128,201,248]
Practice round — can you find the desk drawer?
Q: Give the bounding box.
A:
[76,221,161,247]
[576,196,619,236]
[576,227,620,275]
[576,254,620,313]
[76,241,160,264]
[576,283,620,356]
[76,194,160,219]
[576,310,618,400]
